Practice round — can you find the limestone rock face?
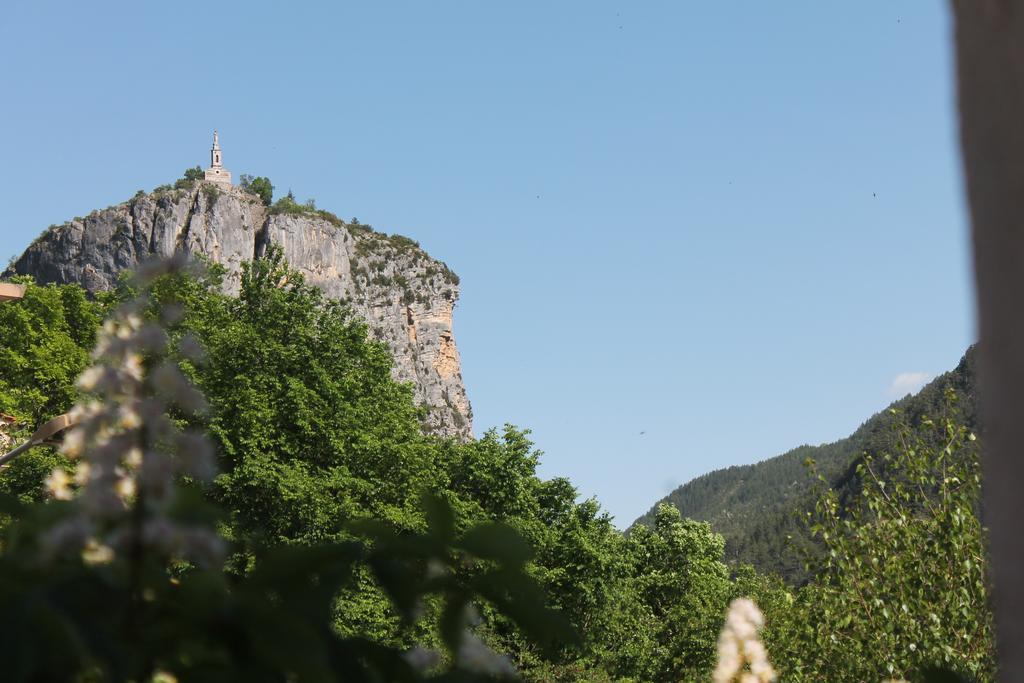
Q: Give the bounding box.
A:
[7,184,472,439]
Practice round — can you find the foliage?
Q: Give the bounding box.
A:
[0,250,997,682]
[240,174,274,206]
[435,429,638,678]
[201,183,220,204]
[615,504,733,681]
[149,249,428,540]
[0,264,573,681]
[175,166,205,190]
[0,490,573,682]
[347,217,374,235]
[444,267,460,287]
[0,278,99,427]
[0,278,101,503]
[270,192,344,227]
[115,250,624,673]
[762,391,996,682]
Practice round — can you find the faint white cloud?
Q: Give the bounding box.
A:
[887,371,932,397]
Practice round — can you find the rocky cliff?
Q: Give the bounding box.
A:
[6,183,473,439]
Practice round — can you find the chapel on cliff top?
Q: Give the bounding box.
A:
[204,130,232,186]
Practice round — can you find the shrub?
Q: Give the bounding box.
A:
[202,183,220,205]
[268,192,343,227]
[240,174,274,206]
[440,263,460,286]
[389,235,421,251]
[764,391,996,682]
[174,166,205,190]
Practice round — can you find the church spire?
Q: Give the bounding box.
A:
[204,129,232,185]
[210,130,222,168]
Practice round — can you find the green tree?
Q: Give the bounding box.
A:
[0,264,573,680]
[240,174,274,205]
[133,253,638,674]
[0,278,101,502]
[176,250,431,541]
[6,252,779,682]
[173,166,205,189]
[436,428,636,679]
[619,503,733,682]
[768,392,996,682]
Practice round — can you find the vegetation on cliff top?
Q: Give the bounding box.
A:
[240,174,274,206]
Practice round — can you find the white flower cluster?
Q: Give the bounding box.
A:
[712,598,777,683]
[0,416,13,451]
[42,258,222,567]
[456,631,517,678]
[403,605,515,678]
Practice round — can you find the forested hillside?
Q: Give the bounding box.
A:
[634,347,978,582]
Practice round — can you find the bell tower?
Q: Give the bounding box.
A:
[204,130,232,185]
[211,130,222,167]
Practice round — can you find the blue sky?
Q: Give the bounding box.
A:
[1,1,974,526]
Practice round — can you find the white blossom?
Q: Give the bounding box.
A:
[81,539,115,566]
[40,517,93,560]
[456,631,517,677]
[124,447,143,469]
[44,468,73,500]
[60,427,85,459]
[114,475,137,501]
[40,256,221,568]
[403,647,441,673]
[123,352,145,381]
[75,366,104,392]
[713,598,776,683]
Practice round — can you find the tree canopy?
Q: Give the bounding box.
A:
[240,174,274,205]
[0,252,997,682]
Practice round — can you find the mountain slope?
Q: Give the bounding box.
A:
[633,347,978,582]
[5,182,472,438]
